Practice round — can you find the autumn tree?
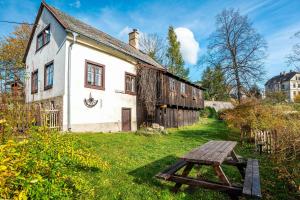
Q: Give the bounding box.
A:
[206,9,267,103]
[166,26,189,79]
[247,84,262,99]
[287,31,300,70]
[0,24,32,92]
[139,33,166,65]
[200,65,229,101]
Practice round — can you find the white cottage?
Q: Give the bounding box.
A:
[24,2,204,132]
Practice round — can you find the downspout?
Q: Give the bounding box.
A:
[67,31,78,131]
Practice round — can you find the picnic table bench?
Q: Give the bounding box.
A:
[156,140,261,199]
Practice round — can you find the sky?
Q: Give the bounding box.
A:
[0,0,299,85]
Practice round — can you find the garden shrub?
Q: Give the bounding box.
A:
[200,107,218,119]
[220,99,300,191]
[0,127,108,199]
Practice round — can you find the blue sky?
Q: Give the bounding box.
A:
[0,0,300,84]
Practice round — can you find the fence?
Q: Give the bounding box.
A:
[204,101,234,111]
[254,130,277,154]
[41,109,60,130]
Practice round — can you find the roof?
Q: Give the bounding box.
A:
[23,2,163,70]
[24,2,205,91]
[265,71,299,86]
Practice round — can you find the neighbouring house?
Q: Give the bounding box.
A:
[23,2,204,132]
[265,71,300,102]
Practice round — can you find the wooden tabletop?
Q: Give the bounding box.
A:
[181,140,237,165]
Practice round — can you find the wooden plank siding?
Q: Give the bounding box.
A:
[137,69,204,129]
[157,73,204,109]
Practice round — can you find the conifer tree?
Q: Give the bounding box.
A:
[166,26,189,79]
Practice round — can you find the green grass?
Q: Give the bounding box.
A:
[69,118,296,200]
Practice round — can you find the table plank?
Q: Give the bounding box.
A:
[181,141,237,165]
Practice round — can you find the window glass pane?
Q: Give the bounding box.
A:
[37,35,43,49]
[131,77,135,92]
[45,27,50,43]
[95,67,100,86]
[87,65,92,84]
[125,76,130,91]
[181,83,185,93]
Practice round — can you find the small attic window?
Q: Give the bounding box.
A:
[36,25,50,50]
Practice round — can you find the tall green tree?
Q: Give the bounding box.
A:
[200,65,229,101]
[166,26,189,79]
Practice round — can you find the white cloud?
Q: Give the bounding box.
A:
[174,27,200,65]
[70,0,81,8]
[118,26,132,38]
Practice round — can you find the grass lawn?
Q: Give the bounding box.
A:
[70,118,295,200]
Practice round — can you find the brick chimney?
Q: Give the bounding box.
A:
[129,29,139,49]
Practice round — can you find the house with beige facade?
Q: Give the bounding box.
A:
[265,71,300,102]
[23,2,204,132]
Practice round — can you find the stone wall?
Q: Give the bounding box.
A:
[204,100,234,111]
[32,96,63,128]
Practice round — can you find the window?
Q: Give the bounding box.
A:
[85,60,105,90]
[298,84,300,88]
[169,78,176,91]
[31,70,38,94]
[180,83,185,94]
[44,61,54,90]
[36,25,50,50]
[281,84,285,90]
[125,73,136,94]
[293,83,296,88]
[192,88,197,100]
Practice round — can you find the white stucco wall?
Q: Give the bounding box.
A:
[289,75,300,102]
[63,40,137,132]
[25,8,67,103]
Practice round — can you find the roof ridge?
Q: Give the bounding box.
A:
[43,2,163,69]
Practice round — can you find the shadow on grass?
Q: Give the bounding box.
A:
[128,155,179,189]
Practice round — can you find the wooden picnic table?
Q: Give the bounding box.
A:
[156,140,261,199]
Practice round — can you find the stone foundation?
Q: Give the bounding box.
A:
[31,96,63,128]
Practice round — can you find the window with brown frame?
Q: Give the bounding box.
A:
[31,70,38,94]
[125,73,136,94]
[36,25,50,51]
[44,61,54,90]
[85,60,105,90]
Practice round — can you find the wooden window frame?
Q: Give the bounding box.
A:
[169,78,176,92]
[31,69,38,94]
[192,88,197,100]
[44,60,54,90]
[180,82,187,97]
[36,24,51,51]
[125,72,136,95]
[84,60,105,90]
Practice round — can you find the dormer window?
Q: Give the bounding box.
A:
[36,25,50,50]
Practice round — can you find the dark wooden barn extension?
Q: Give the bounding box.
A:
[137,63,205,128]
